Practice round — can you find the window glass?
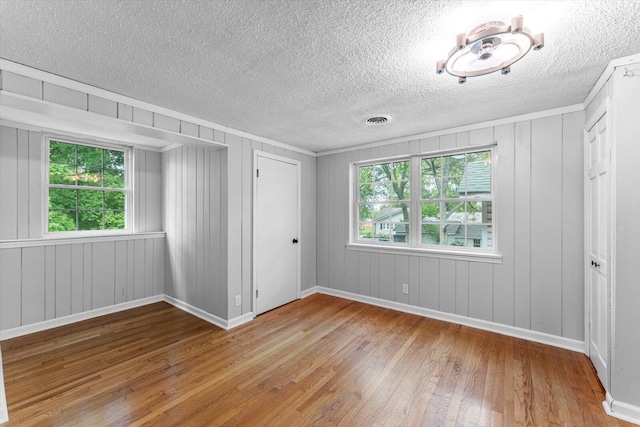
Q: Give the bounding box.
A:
[47,139,128,233]
[354,147,494,252]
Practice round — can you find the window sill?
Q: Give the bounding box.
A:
[0,231,166,249]
[346,242,502,264]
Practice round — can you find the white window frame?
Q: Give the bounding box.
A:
[43,135,133,238]
[349,144,500,262]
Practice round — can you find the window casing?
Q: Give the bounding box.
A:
[352,145,496,255]
[45,136,132,236]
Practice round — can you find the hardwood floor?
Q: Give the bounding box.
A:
[1,294,633,426]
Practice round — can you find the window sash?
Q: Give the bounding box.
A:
[45,136,132,235]
[351,146,496,253]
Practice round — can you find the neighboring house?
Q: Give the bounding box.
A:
[373,207,406,242]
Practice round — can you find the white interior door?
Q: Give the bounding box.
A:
[586,110,609,389]
[254,152,300,315]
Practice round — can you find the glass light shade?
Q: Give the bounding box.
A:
[436,16,543,81]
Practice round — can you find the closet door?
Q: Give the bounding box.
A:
[586,109,610,389]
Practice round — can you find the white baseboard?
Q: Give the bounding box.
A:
[162,295,229,330]
[0,295,164,341]
[605,392,640,425]
[308,286,585,353]
[0,347,7,424]
[227,312,254,329]
[300,286,318,298]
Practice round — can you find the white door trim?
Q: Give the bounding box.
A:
[252,150,302,316]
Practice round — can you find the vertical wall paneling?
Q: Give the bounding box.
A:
[492,124,516,326]
[344,151,359,295]
[358,251,371,296]
[226,135,242,319]
[0,127,18,239]
[316,155,329,288]
[186,147,197,304]
[144,151,162,232]
[561,111,585,340]
[44,246,55,320]
[408,256,419,306]
[439,134,456,150]
[336,153,347,292]
[455,260,469,316]
[134,149,145,232]
[117,103,133,121]
[438,259,456,313]
[370,252,379,298]
[133,239,145,300]
[153,237,164,296]
[327,155,338,291]
[70,243,84,314]
[92,242,115,309]
[317,113,586,340]
[126,240,135,302]
[54,244,72,317]
[201,147,210,311]
[163,149,175,297]
[16,129,29,239]
[419,257,439,310]
[513,121,532,329]
[241,139,252,312]
[395,255,409,304]
[28,130,42,238]
[145,238,154,298]
[468,262,494,322]
[42,83,87,110]
[378,253,395,302]
[0,249,21,329]
[21,247,45,325]
[470,127,494,146]
[420,136,439,153]
[456,131,470,148]
[161,144,227,320]
[211,150,223,316]
[83,243,92,310]
[114,240,128,304]
[530,116,563,336]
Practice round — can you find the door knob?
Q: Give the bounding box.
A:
[292,238,298,244]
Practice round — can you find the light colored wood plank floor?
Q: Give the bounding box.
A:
[1,293,633,426]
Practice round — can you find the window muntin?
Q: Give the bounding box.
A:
[357,160,410,243]
[47,138,130,234]
[421,150,493,249]
[353,147,495,253]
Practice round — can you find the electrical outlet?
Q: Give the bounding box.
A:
[402,284,409,294]
[235,295,241,306]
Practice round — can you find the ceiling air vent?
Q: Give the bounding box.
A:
[363,115,392,126]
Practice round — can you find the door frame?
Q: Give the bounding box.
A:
[583,97,613,390]
[252,150,302,316]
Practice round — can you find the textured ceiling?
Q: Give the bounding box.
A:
[1,1,639,152]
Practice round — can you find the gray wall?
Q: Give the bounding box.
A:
[163,135,317,321]
[0,126,163,239]
[0,123,164,333]
[162,144,228,319]
[317,111,585,340]
[0,237,164,331]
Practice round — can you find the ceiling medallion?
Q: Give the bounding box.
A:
[436,16,544,84]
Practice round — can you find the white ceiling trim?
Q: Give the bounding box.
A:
[317,103,584,157]
[0,59,317,157]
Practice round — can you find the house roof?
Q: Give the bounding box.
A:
[459,162,491,194]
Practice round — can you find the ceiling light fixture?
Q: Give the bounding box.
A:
[436,15,544,84]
